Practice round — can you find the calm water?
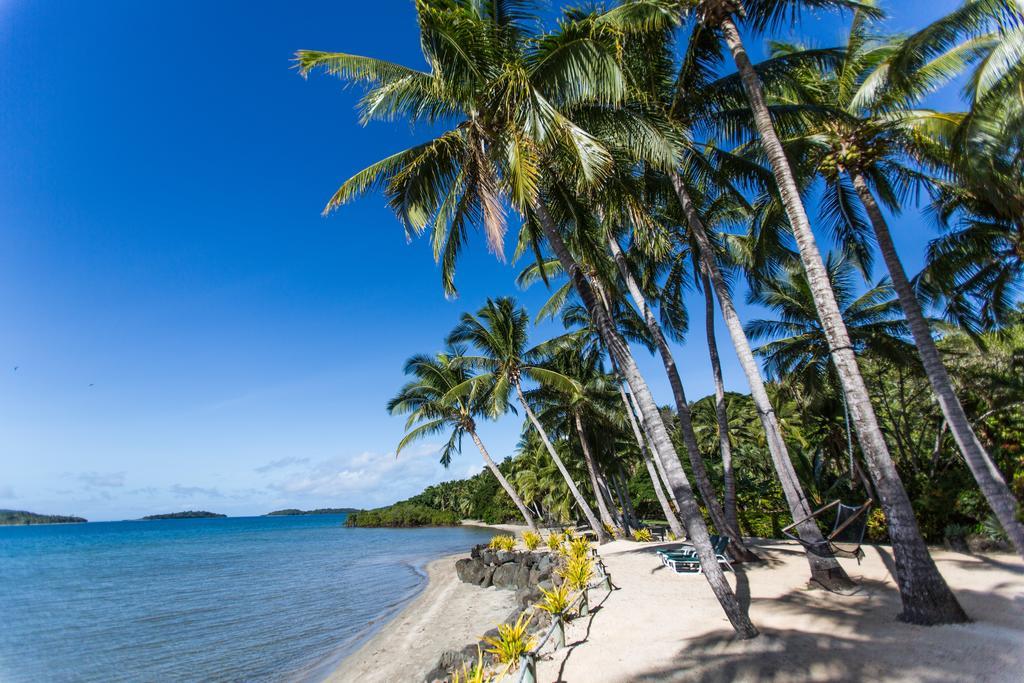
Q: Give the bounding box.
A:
[0,515,495,682]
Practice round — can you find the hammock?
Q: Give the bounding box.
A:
[782,499,873,562]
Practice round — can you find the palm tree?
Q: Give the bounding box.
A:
[765,11,1024,556]
[596,8,857,589]
[746,253,917,389]
[650,0,969,624]
[533,338,628,535]
[387,348,538,531]
[298,1,757,636]
[446,297,611,543]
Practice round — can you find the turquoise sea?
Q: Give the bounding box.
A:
[0,515,495,682]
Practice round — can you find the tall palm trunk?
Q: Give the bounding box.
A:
[618,380,685,535]
[606,235,752,557]
[515,385,611,543]
[533,198,759,638]
[468,429,537,532]
[703,273,740,535]
[616,468,639,531]
[574,411,620,533]
[850,170,1024,558]
[672,173,855,591]
[717,15,966,623]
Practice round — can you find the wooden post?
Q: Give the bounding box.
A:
[601,570,612,592]
[519,653,537,683]
[579,590,589,617]
[553,615,565,649]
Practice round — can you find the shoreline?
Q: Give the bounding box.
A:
[322,550,517,683]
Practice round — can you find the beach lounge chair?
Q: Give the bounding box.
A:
[664,536,733,574]
[656,535,720,564]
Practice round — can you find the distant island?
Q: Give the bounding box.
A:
[0,509,87,525]
[141,511,226,520]
[265,507,360,516]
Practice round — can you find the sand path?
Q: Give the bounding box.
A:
[535,539,1024,682]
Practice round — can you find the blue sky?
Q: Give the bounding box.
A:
[0,0,964,521]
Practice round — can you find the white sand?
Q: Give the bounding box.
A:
[325,552,517,683]
[325,529,1023,682]
[534,540,1024,682]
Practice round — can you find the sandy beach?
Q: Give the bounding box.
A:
[536,539,1024,682]
[325,551,517,683]
[326,532,1023,683]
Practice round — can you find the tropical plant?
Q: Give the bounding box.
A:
[522,531,542,551]
[387,348,538,531]
[647,0,970,624]
[449,647,492,683]
[547,532,565,551]
[633,528,654,542]
[489,535,517,552]
[448,297,610,543]
[482,611,536,670]
[536,583,574,617]
[766,7,1024,558]
[559,554,595,592]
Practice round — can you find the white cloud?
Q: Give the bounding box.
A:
[254,456,310,473]
[169,484,224,498]
[265,443,467,508]
[76,471,126,488]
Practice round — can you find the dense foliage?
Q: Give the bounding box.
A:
[0,509,87,525]
[265,508,359,516]
[141,511,226,520]
[344,503,460,527]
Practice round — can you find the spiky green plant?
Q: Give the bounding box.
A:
[566,537,592,561]
[546,533,564,551]
[559,554,594,592]
[489,535,517,552]
[632,528,654,542]
[536,583,573,617]
[449,646,491,683]
[482,611,535,670]
[522,531,541,551]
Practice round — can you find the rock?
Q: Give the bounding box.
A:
[495,550,516,565]
[966,534,1011,553]
[515,585,542,608]
[491,562,519,590]
[513,564,532,589]
[538,579,554,591]
[481,549,497,565]
[455,558,490,586]
[480,564,496,588]
[535,553,555,574]
[470,544,484,560]
[521,552,537,568]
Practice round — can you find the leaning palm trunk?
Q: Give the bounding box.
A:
[468,429,537,532]
[717,15,966,623]
[618,379,685,536]
[616,468,639,531]
[608,235,761,562]
[574,411,621,534]
[672,173,855,591]
[850,170,1024,559]
[606,235,752,557]
[703,274,740,535]
[515,385,611,543]
[534,199,758,638]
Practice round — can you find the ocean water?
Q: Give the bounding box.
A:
[0,515,495,682]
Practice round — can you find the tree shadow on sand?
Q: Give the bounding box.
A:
[629,582,1023,682]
